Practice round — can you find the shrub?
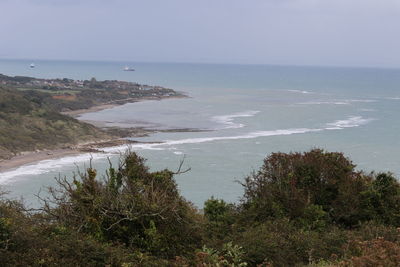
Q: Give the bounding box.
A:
[359,173,400,226]
[41,152,203,258]
[194,242,248,266]
[239,149,373,227]
[204,197,236,242]
[0,196,138,266]
[338,238,400,266]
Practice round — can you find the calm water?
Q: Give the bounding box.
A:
[1,59,400,207]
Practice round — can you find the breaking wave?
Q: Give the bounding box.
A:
[325,116,373,130]
[211,110,260,129]
[298,99,376,105]
[286,89,314,94]
[0,116,374,183]
[0,153,108,184]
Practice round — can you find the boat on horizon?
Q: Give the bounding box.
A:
[123,66,135,71]
[30,63,35,68]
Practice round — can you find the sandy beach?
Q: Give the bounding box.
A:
[0,149,81,173]
[62,95,188,117]
[62,104,119,117]
[0,139,140,173]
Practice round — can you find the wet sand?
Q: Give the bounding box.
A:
[0,139,139,173]
[0,149,81,173]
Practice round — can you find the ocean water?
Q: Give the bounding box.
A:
[1,59,400,207]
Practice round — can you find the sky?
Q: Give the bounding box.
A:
[0,0,400,68]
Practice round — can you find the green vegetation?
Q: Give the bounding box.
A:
[0,73,185,159]
[0,74,183,112]
[1,149,400,266]
[0,86,109,159]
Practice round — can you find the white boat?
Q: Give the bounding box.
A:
[123,66,135,71]
[30,63,35,68]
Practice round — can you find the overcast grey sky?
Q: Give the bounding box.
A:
[1,0,399,67]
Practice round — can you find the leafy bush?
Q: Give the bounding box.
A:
[359,173,400,225]
[204,197,236,242]
[233,218,349,266]
[42,152,203,258]
[178,242,248,266]
[238,149,400,228]
[0,196,138,266]
[2,149,400,266]
[338,238,400,266]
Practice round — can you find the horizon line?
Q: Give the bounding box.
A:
[0,56,399,71]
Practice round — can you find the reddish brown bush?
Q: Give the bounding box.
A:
[339,238,400,267]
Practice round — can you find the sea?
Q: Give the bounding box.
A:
[0,59,400,208]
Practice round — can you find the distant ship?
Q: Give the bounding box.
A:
[123,66,135,71]
[30,63,35,68]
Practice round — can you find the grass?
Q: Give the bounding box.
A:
[0,86,109,159]
[16,87,81,95]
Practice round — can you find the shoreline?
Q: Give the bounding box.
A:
[62,95,188,117]
[0,149,81,173]
[0,94,192,174]
[0,139,139,173]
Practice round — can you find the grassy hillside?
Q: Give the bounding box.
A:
[0,74,184,112]
[0,86,109,159]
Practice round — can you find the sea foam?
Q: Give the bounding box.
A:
[298,101,350,105]
[211,110,260,129]
[287,89,313,94]
[325,116,373,130]
[0,153,108,184]
[0,115,374,184]
[298,99,376,105]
